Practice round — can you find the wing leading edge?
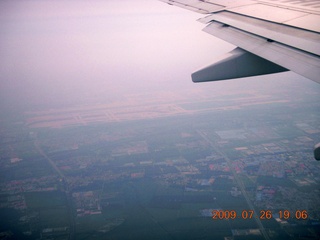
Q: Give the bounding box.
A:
[160,0,320,84]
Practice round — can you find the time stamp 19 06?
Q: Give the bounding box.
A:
[212,209,308,220]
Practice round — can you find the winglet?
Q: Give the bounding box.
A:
[191,48,287,82]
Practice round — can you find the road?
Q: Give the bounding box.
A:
[197,130,270,240]
[34,140,75,240]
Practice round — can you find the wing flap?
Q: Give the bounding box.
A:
[203,21,320,83]
[199,12,320,56]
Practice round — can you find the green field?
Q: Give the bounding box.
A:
[25,191,69,229]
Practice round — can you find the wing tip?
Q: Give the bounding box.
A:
[192,48,287,83]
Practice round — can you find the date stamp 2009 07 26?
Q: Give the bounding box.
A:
[211,209,308,220]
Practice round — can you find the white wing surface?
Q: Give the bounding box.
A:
[160,0,320,84]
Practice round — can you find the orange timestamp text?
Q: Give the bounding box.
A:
[212,209,308,220]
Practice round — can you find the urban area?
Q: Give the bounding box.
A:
[1,81,320,240]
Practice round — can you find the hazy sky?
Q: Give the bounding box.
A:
[0,0,317,113]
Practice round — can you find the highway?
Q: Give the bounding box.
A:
[197,130,270,240]
[34,140,75,240]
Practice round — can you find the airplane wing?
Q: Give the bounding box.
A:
[159,0,320,84]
